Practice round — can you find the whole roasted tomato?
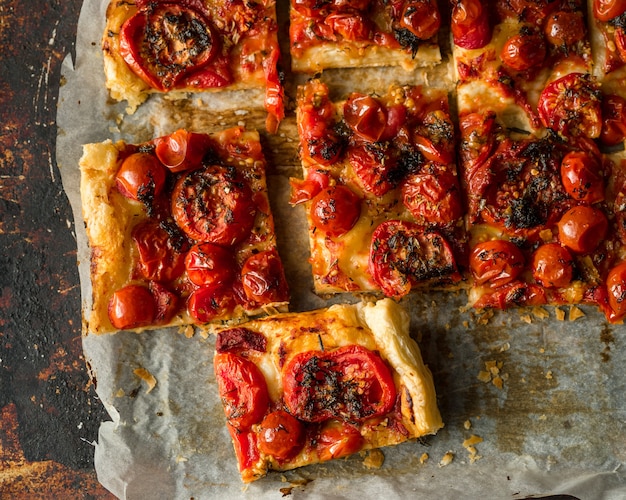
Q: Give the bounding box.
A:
[606,262,626,320]
[398,0,441,40]
[154,129,214,173]
[119,3,220,90]
[451,0,492,49]
[108,284,156,330]
[593,0,626,21]
[115,152,167,202]
[257,410,305,461]
[543,11,586,47]
[171,165,256,246]
[348,142,398,196]
[368,220,459,298]
[283,345,396,422]
[343,94,388,143]
[184,242,236,287]
[241,250,289,305]
[214,352,269,430]
[187,284,236,323]
[560,151,605,204]
[469,240,525,288]
[557,206,609,254]
[132,220,188,283]
[537,73,602,139]
[531,243,574,288]
[600,94,626,146]
[310,184,361,236]
[500,30,547,71]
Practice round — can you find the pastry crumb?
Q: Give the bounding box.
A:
[463,419,472,430]
[520,314,532,324]
[363,449,385,469]
[133,367,157,393]
[555,307,565,321]
[463,435,483,464]
[569,306,585,321]
[439,451,454,467]
[419,452,429,464]
[477,370,492,383]
[545,370,553,380]
[532,307,549,319]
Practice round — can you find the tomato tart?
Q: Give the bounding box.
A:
[289,0,442,73]
[102,0,284,132]
[79,126,289,334]
[290,79,466,298]
[213,298,443,482]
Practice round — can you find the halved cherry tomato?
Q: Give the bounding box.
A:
[132,220,187,283]
[214,352,269,430]
[606,261,626,320]
[119,4,218,91]
[532,243,574,288]
[289,169,330,205]
[458,111,496,170]
[451,0,492,50]
[115,152,167,202]
[216,327,267,354]
[348,143,397,196]
[171,165,256,246]
[543,11,586,47]
[601,94,626,146]
[413,109,455,165]
[401,169,462,225]
[557,206,609,254]
[343,94,388,143]
[560,151,605,204]
[310,185,361,236]
[593,0,626,22]
[316,420,364,462]
[149,281,179,324]
[108,284,156,330]
[399,0,441,40]
[537,73,602,139]
[326,12,373,41]
[241,250,289,305]
[257,410,305,461]
[469,240,525,288]
[500,30,547,71]
[188,284,236,323]
[368,220,459,298]
[185,242,235,286]
[283,345,396,422]
[154,129,213,173]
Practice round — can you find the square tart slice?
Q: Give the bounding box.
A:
[289,0,442,73]
[102,0,284,131]
[213,298,443,482]
[291,79,467,298]
[80,126,289,334]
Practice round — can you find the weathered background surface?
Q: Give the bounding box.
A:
[0,0,113,496]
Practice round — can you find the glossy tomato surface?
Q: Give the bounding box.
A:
[283,345,396,423]
[214,352,269,430]
[606,262,626,320]
[108,284,156,330]
[187,284,236,323]
[593,0,626,21]
[470,240,525,288]
[309,184,361,236]
[557,205,609,254]
[154,129,213,173]
[184,242,236,287]
[241,250,289,305]
[401,168,462,225]
[531,243,574,288]
[115,152,167,202]
[132,220,187,283]
[257,410,305,461]
[451,0,492,49]
[316,420,364,462]
[560,151,605,204]
[500,30,547,71]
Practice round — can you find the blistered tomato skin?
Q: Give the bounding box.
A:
[310,185,361,236]
[606,262,626,320]
[500,31,547,71]
[543,11,586,47]
[531,243,574,288]
[469,240,525,288]
[187,284,236,323]
[241,250,290,305]
[185,243,236,287]
[557,206,609,254]
[115,152,167,202]
[451,0,492,50]
[560,151,605,204]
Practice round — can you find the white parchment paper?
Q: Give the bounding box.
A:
[57,0,626,498]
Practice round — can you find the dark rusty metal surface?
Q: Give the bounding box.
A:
[0,0,113,497]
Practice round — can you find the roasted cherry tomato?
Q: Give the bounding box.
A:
[187,284,236,323]
[469,240,525,288]
[557,206,609,254]
[132,220,187,283]
[257,410,305,461]
[316,420,364,462]
[310,185,361,236]
[532,243,574,288]
[413,109,455,165]
[473,281,547,309]
[593,0,626,21]
[303,131,344,166]
[171,165,256,246]
[399,0,441,40]
[606,262,626,320]
[226,425,259,476]
[214,352,269,430]
[458,111,496,170]
[601,94,626,146]
[216,327,267,354]
[496,0,556,23]
[543,11,586,47]
[537,73,602,139]
[241,250,289,305]
[149,281,179,324]
[108,284,156,330]
[289,169,330,205]
[560,151,605,204]
[348,143,397,196]
[185,242,235,286]
[368,220,459,298]
[343,94,388,143]
[401,169,462,225]
[283,345,396,423]
[154,129,213,173]
[500,30,547,71]
[326,12,373,41]
[119,4,218,90]
[451,0,492,50]
[115,152,167,202]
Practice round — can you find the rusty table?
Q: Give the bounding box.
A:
[1,1,113,497]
